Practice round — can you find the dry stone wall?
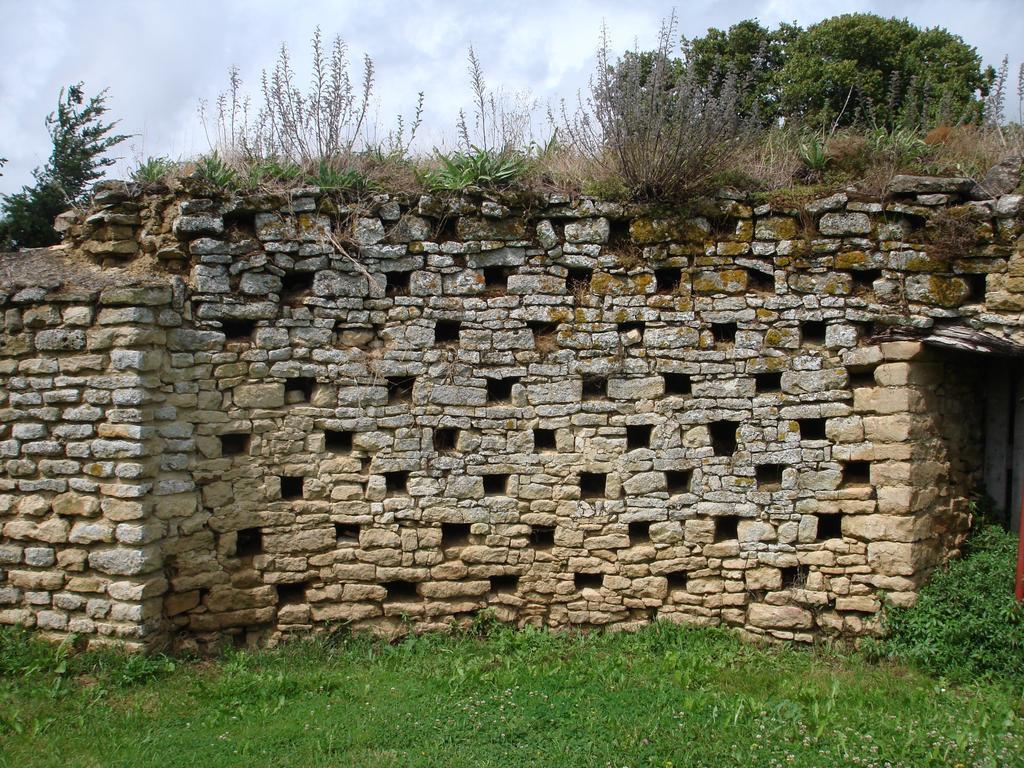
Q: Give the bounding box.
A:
[2,176,1022,651]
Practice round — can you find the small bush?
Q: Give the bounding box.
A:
[422,147,527,191]
[130,156,178,184]
[561,12,754,201]
[877,524,1023,683]
[193,151,238,190]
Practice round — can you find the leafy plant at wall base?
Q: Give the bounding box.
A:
[131,156,176,184]
[309,160,365,190]
[798,135,829,174]
[873,523,1023,682]
[193,152,238,190]
[422,147,526,191]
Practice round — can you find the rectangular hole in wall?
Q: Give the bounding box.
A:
[533,428,557,452]
[434,319,461,345]
[709,420,739,456]
[383,471,409,495]
[275,581,307,605]
[235,527,263,557]
[798,418,827,440]
[325,429,353,452]
[486,376,519,404]
[566,267,593,295]
[665,470,692,494]
[483,474,510,496]
[529,525,555,549]
[666,571,688,589]
[714,515,739,542]
[221,318,257,343]
[628,521,651,544]
[285,377,316,404]
[754,372,782,393]
[582,375,607,401]
[626,424,652,450]
[527,321,559,353]
[280,476,304,500]
[842,460,871,486]
[220,433,250,457]
[335,523,360,543]
[663,372,692,396]
[801,320,827,346]
[711,322,737,345]
[433,427,459,452]
[489,574,519,594]
[747,268,775,293]
[963,272,987,302]
[618,321,645,340]
[850,268,882,295]
[781,565,809,589]
[281,271,315,305]
[382,580,419,601]
[756,463,785,490]
[441,522,472,547]
[654,267,682,294]
[816,514,843,540]
[385,270,411,297]
[386,376,415,405]
[847,365,877,388]
[579,472,607,499]
[574,572,603,590]
[483,266,513,291]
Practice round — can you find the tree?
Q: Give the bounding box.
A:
[778,14,986,127]
[0,83,127,250]
[685,19,800,121]
[685,14,988,129]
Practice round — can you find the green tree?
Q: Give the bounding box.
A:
[685,19,800,121]
[778,14,986,127]
[0,83,127,250]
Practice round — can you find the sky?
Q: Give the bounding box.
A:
[1,0,1022,195]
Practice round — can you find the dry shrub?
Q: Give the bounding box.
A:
[927,124,1018,179]
[560,12,755,201]
[729,129,803,191]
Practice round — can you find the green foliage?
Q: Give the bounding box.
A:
[686,19,800,121]
[687,14,987,130]
[307,160,365,190]
[193,151,238,190]
[1,623,1021,766]
[130,156,177,184]
[780,14,986,128]
[876,524,1023,682]
[422,147,527,191]
[241,157,305,188]
[0,82,127,249]
[798,135,829,173]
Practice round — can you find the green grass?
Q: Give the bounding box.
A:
[1,621,1021,768]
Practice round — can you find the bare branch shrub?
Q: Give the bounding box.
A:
[200,27,423,183]
[560,13,755,200]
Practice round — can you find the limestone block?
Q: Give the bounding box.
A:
[747,603,813,630]
[234,383,285,408]
[819,212,871,236]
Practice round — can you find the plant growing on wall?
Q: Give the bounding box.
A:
[560,12,754,201]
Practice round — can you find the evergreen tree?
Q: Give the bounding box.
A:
[0,83,127,250]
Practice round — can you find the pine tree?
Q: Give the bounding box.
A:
[0,83,128,250]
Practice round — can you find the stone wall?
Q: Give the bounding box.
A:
[1,176,1022,651]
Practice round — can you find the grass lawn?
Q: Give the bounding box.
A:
[1,621,1021,768]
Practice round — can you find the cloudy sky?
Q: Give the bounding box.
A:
[1,0,1022,195]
